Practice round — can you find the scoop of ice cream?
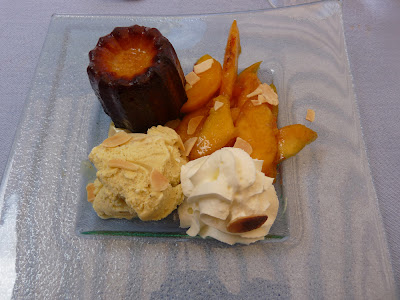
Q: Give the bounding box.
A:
[178,147,279,245]
[88,125,187,221]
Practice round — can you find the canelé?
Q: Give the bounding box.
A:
[87,25,187,132]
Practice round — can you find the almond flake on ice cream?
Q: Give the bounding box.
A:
[101,131,133,148]
[108,158,140,171]
[150,169,170,192]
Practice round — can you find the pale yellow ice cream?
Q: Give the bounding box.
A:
[88,125,187,221]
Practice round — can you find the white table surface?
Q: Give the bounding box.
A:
[0,0,399,296]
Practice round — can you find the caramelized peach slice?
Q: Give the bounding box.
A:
[232,61,262,108]
[189,95,236,160]
[181,55,222,113]
[277,124,317,163]
[220,20,241,100]
[236,101,279,178]
[174,104,211,143]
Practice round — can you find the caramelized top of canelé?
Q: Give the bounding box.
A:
[108,48,155,79]
[89,26,160,81]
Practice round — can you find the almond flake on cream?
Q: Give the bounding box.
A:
[185,72,200,86]
[187,116,204,135]
[193,58,214,74]
[150,169,169,192]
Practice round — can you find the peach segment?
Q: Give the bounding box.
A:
[174,104,211,143]
[277,124,318,162]
[232,61,262,109]
[189,95,236,160]
[236,101,279,178]
[220,20,241,100]
[181,55,222,113]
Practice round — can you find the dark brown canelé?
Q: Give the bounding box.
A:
[87,25,187,132]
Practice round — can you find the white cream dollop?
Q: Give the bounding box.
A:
[178,147,279,245]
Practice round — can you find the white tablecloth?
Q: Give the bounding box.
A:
[0,0,399,295]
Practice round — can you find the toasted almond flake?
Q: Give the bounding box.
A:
[257,94,267,104]
[251,99,262,106]
[193,58,214,74]
[150,169,169,192]
[227,215,268,233]
[185,72,200,86]
[260,83,279,106]
[214,101,224,111]
[187,116,204,135]
[108,122,131,137]
[246,87,263,98]
[306,109,315,122]
[129,133,147,141]
[233,137,253,155]
[185,83,192,91]
[183,137,198,157]
[86,183,95,203]
[108,159,140,171]
[101,131,133,148]
[177,135,185,152]
[165,119,181,129]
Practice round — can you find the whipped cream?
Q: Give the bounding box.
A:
[178,147,279,245]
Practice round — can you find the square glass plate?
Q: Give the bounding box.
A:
[0,1,397,298]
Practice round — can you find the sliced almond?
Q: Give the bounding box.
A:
[246,87,263,98]
[306,109,315,122]
[101,131,132,148]
[233,137,253,155]
[251,99,262,106]
[183,137,198,157]
[150,169,169,192]
[86,183,95,203]
[257,94,267,104]
[177,135,185,152]
[185,83,192,91]
[260,83,279,106]
[214,101,224,111]
[165,119,181,129]
[130,133,147,141]
[108,159,140,171]
[185,72,200,86]
[193,58,214,74]
[187,116,204,135]
[227,215,268,233]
